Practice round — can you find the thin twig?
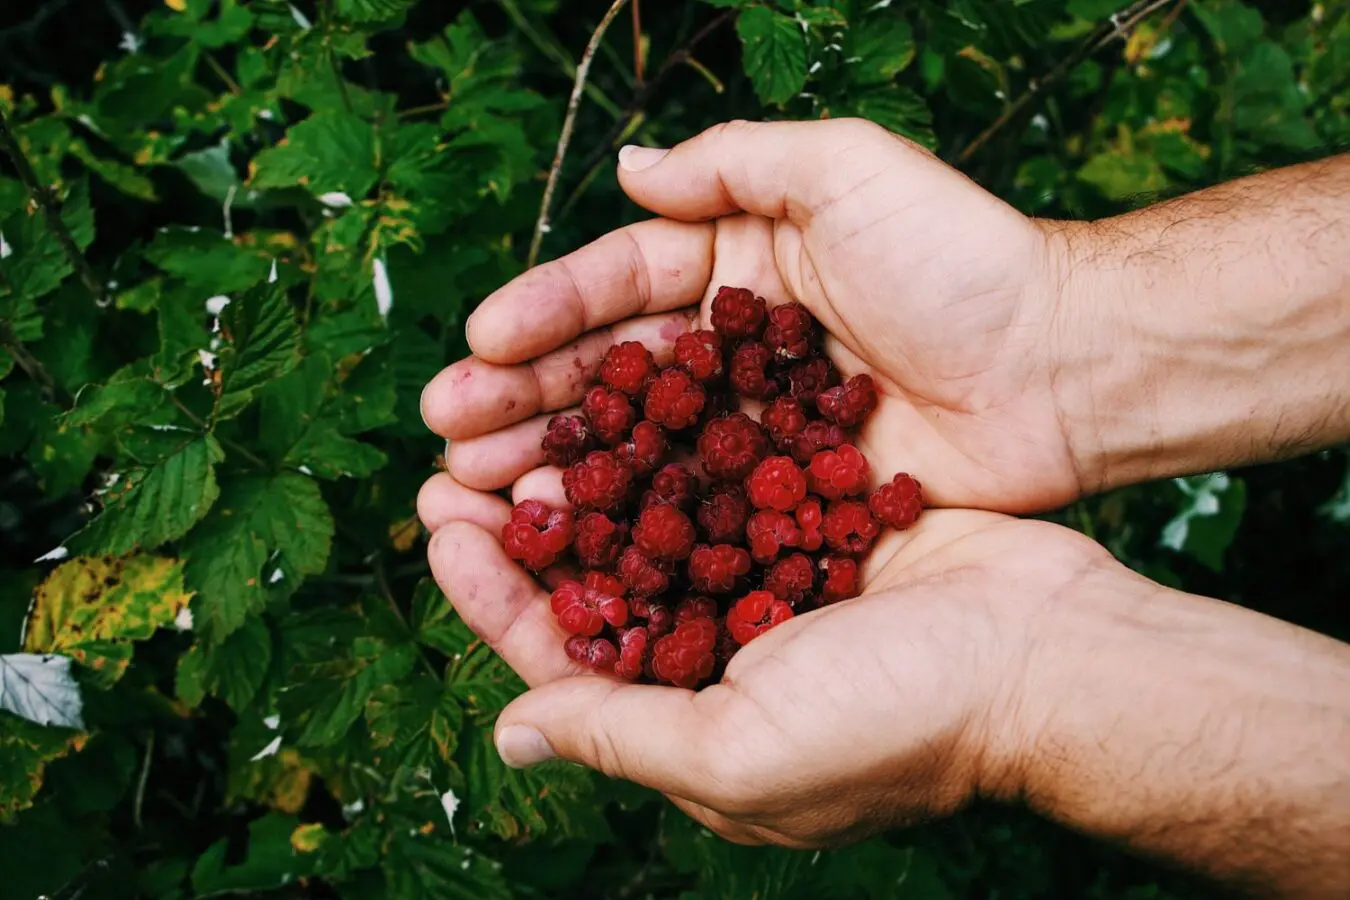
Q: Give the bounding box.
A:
[632,0,645,85]
[0,107,106,305]
[397,101,450,119]
[203,52,242,95]
[953,0,1181,166]
[528,0,633,268]
[1,323,64,404]
[496,0,624,119]
[133,731,154,831]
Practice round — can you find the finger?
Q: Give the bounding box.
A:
[427,521,584,686]
[446,409,567,492]
[466,218,714,365]
[416,472,513,534]
[512,466,567,509]
[423,309,699,441]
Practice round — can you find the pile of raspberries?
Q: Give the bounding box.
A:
[500,286,924,690]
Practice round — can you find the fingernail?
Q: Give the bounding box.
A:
[618,145,668,172]
[496,725,555,768]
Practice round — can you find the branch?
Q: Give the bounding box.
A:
[528,0,633,269]
[0,107,106,305]
[953,0,1181,166]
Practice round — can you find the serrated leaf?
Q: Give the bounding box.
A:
[1078,150,1168,202]
[144,226,271,293]
[383,831,512,900]
[0,712,85,822]
[334,0,417,24]
[837,85,936,149]
[365,676,463,777]
[250,111,380,200]
[176,618,272,710]
[23,555,190,689]
[215,282,301,419]
[853,15,915,84]
[737,8,808,106]
[0,178,94,308]
[279,630,418,747]
[193,813,317,898]
[410,579,459,655]
[0,654,83,729]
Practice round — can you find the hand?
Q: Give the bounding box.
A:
[420,118,1083,515]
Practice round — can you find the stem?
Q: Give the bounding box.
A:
[0,324,65,404]
[375,555,439,678]
[397,101,449,119]
[528,0,633,269]
[168,392,269,468]
[203,52,242,95]
[0,106,106,305]
[632,0,645,85]
[496,0,624,119]
[133,731,154,831]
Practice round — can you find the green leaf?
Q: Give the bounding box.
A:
[836,86,936,149]
[1078,150,1168,202]
[410,579,459,655]
[192,813,316,897]
[175,140,252,206]
[1190,0,1265,55]
[176,618,273,710]
[852,15,916,84]
[26,403,99,496]
[737,8,808,106]
[214,283,301,420]
[365,676,463,777]
[250,111,380,200]
[0,178,95,308]
[0,712,84,822]
[0,653,83,729]
[383,830,513,900]
[144,226,271,294]
[334,0,417,25]
[1160,473,1247,572]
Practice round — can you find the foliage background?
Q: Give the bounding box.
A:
[0,0,1347,897]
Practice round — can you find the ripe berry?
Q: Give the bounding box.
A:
[582,386,635,444]
[644,368,707,431]
[550,578,628,636]
[651,617,718,688]
[806,444,871,500]
[584,570,627,598]
[709,286,766,339]
[786,420,849,465]
[674,329,724,383]
[618,546,673,596]
[818,555,861,604]
[868,473,924,530]
[760,396,808,449]
[745,509,802,565]
[614,626,651,680]
[817,373,878,428]
[786,358,837,405]
[632,503,697,561]
[574,512,625,569]
[641,463,696,511]
[726,590,794,645]
[688,543,752,594]
[697,484,751,544]
[675,595,719,623]
[565,635,618,673]
[600,341,657,397]
[746,456,808,512]
[631,596,674,638]
[616,420,667,476]
[502,500,575,571]
[822,499,881,556]
[729,341,778,400]
[795,497,825,552]
[764,553,815,606]
[763,302,816,361]
[562,451,633,512]
[698,413,770,482]
[542,414,594,468]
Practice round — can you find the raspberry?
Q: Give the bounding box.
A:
[613,626,651,680]
[599,341,657,396]
[697,413,770,481]
[562,450,633,512]
[764,553,815,606]
[675,595,719,623]
[868,473,924,530]
[697,484,751,544]
[709,286,766,339]
[728,341,778,401]
[582,385,635,444]
[542,414,594,468]
[502,500,575,571]
[641,463,696,511]
[550,578,628,636]
[615,420,667,476]
[786,358,837,405]
[643,368,707,431]
[786,420,849,465]
[631,596,673,638]
[574,512,625,569]
[806,444,871,500]
[632,503,696,561]
[760,396,808,449]
[674,329,724,383]
[651,617,718,689]
[746,456,808,512]
[618,546,673,596]
[688,543,752,594]
[726,590,794,645]
[745,509,801,565]
[794,497,825,552]
[818,555,861,604]
[584,570,627,598]
[818,373,878,428]
[565,635,618,673]
[763,302,816,361]
[822,499,880,556]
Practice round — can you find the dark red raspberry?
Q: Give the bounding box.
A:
[822,499,880,556]
[764,553,815,606]
[715,622,739,668]
[763,302,816,361]
[818,555,861,604]
[795,497,825,552]
[726,590,794,645]
[728,341,778,401]
[709,286,766,339]
[631,596,673,638]
[550,578,628,636]
[806,444,871,500]
[817,373,878,428]
[760,396,809,449]
[565,635,618,673]
[697,484,751,544]
[688,543,752,594]
[584,570,627,597]
[641,463,696,511]
[651,617,718,688]
[501,500,575,571]
[643,368,707,431]
[582,386,635,444]
[563,450,633,512]
[868,473,924,530]
[613,626,651,680]
[542,414,594,468]
[573,512,625,569]
[746,456,808,512]
[697,413,770,482]
[599,341,657,397]
[745,509,802,565]
[618,546,673,596]
[675,595,719,623]
[615,420,667,476]
[674,329,724,383]
[786,420,849,465]
[786,358,837,405]
[632,503,697,561]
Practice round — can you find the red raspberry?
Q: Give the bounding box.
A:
[618,546,673,596]
[764,553,815,606]
[630,596,673,638]
[584,570,627,597]
[760,396,808,449]
[746,456,808,512]
[501,500,575,571]
[688,543,752,594]
[818,555,861,604]
[550,578,628,636]
[651,617,718,689]
[763,302,816,361]
[565,635,618,673]
[822,499,881,556]
[599,341,657,397]
[786,420,849,465]
[697,484,751,543]
[582,385,635,444]
[632,503,696,561]
[709,286,766,339]
[715,621,739,668]
[675,595,719,623]
[745,509,802,565]
[613,626,651,680]
[542,414,594,468]
[728,341,778,401]
[697,413,770,481]
[643,368,707,431]
[794,497,825,552]
[615,420,667,476]
[868,473,924,530]
[806,444,871,500]
[573,512,625,569]
[641,463,696,511]
[817,373,878,428]
[786,357,837,405]
[562,450,633,512]
[726,590,794,645]
[674,329,724,383]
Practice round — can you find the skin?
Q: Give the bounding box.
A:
[417,119,1350,898]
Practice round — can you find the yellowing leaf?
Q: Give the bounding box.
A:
[164,0,188,11]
